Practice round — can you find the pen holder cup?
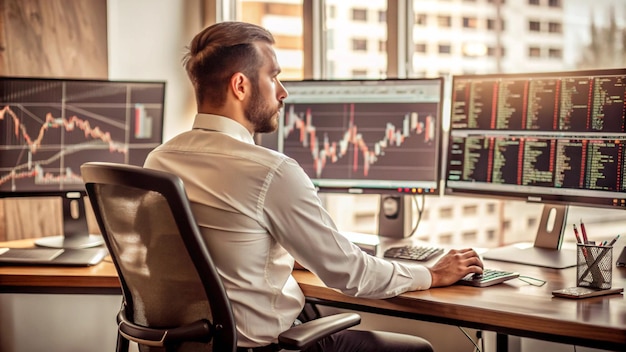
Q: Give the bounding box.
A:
[576,244,613,290]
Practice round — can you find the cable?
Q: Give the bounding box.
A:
[518,275,547,287]
[407,193,426,237]
[458,326,482,352]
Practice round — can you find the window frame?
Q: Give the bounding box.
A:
[220,0,411,79]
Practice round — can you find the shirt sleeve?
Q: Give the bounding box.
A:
[260,157,432,299]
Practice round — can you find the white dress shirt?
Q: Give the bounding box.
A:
[144,113,431,347]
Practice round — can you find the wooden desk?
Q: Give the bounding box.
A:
[2,239,626,351]
[0,239,119,294]
[295,264,626,351]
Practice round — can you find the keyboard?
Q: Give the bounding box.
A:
[383,245,444,262]
[457,268,519,287]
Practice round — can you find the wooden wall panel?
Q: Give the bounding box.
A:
[0,0,108,78]
[0,0,108,241]
[3,198,63,240]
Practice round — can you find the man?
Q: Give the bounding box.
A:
[144,21,483,352]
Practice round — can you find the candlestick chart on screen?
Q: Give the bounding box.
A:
[256,79,444,194]
[0,78,165,193]
[281,102,437,183]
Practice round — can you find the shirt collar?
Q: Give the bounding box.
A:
[192,113,255,145]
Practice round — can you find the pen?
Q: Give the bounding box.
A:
[607,234,620,247]
[573,224,583,244]
[574,224,588,257]
[580,220,589,244]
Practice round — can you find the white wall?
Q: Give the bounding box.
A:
[107,0,202,141]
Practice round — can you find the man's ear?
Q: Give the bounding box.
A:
[230,72,248,101]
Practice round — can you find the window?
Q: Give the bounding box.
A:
[529,46,541,57]
[487,46,506,57]
[439,233,453,244]
[548,22,562,33]
[439,207,453,218]
[414,43,427,53]
[327,28,335,50]
[378,10,386,23]
[529,21,541,32]
[462,205,478,215]
[438,43,452,54]
[352,8,368,21]
[351,69,368,78]
[352,38,368,51]
[328,5,336,18]
[437,15,452,28]
[487,18,504,31]
[324,1,387,78]
[238,0,304,79]
[548,48,562,58]
[415,13,427,26]
[233,0,626,249]
[463,17,478,29]
[548,0,561,7]
[462,231,478,242]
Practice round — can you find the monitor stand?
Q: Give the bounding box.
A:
[482,203,577,269]
[34,192,104,249]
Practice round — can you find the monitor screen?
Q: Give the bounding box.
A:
[0,77,166,248]
[444,68,626,209]
[444,68,626,268]
[256,78,445,196]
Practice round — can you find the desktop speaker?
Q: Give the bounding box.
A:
[377,195,412,239]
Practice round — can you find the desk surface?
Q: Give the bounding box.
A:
[2,239,626,350]
[0,239,119,293]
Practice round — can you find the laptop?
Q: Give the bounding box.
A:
[0,247,108,266]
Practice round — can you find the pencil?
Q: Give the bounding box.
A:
[573,224,583,244]
[580,220,589,244]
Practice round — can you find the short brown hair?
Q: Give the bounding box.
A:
[183,21,275,107]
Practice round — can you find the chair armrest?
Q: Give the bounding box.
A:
[117,310,212,347]
[277,312,361,350]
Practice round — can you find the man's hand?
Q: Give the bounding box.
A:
[428,248,483,287]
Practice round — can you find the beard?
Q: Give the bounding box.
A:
[245,82,281,134]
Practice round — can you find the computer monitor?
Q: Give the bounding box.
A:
[256,78,445,238]
[444,68,626,268]
[0,77,165,248]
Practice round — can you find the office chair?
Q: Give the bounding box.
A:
[81,162,360,352]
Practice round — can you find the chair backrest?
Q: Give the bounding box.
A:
[81,162,237,352]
